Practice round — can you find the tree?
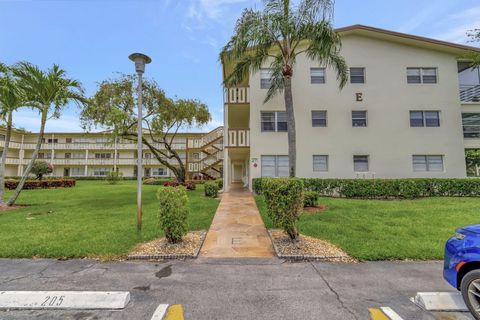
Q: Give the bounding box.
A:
[31,161,53,180]
[467,29,480,68]
[0,64,25,206]
[7,62,87,206]
[466,149,480,176]
[221,0,348,177]
[81,75,211,183]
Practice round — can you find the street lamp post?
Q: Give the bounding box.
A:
[128,53,152,232]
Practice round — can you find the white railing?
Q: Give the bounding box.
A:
[14,142,187,151]
[460,84,480,103]
[224,87,249,104]
[228,129,250,147]
[0,141,23,149]
[188,127,224,149]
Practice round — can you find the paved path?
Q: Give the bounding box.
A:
[199,183,275,258]
[0,259,473,319]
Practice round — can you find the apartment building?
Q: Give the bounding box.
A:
[222,25,480,191]
[0,128,223,179]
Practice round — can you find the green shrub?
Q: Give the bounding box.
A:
[262,178,304,240]
[105,171,123,184]
[253,178,480,199]
[303,190,319,207]
[204,181,219,198]
[157,186,189,244]
[31,161,53,180]
[5,179,75,190]
[215,179,223,190]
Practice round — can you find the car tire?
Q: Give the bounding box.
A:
[461,270,480,320]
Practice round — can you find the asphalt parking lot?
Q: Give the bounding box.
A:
[0,258,474,319]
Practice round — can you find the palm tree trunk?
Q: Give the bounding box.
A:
[284,76,296,177]
[0,111,13,206]
[7,109,47,206]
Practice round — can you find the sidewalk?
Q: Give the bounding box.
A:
[199,183,275,258]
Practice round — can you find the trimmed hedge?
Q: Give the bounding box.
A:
[5,179,76,190]
[204,181,219,198]
[157,186,189,243]
[253,178,480,199]
[163,181,196,190]
[143,178,173,185]
[262,178,304,240]
[303,190,319,207]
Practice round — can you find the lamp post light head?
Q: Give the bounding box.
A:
[128,53,152,74]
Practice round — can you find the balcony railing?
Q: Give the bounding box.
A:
[187,127,223,149]
[228,129,250,147]
[460,85,480,103]
[3,142,186,151]
[224,87,249,104]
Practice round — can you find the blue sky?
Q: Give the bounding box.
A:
[1,0,479,132]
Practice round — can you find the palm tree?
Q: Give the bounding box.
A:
[7,62,87,206]
[221,0,348,177]
[0,64,25,206]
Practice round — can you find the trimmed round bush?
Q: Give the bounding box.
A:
[204,181,219,198]
[262,178,304,240]
[303,190,319,207]
[106,171,123,184]
[157,186,189,244]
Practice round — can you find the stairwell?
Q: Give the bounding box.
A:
[187,127,224,180]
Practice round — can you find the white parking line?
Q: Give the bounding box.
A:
[151,304,169,320]
[380,307,404,320]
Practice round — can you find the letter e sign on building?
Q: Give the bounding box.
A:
[356,93,363,102]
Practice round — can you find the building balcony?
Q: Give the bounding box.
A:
[4,142,186,151]
[460,85,480,103]
[224,87,249,104]
[227,129,250,147]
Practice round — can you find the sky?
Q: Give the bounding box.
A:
[1,0,480,133]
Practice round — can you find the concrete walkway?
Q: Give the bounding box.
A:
[200,183,275,258]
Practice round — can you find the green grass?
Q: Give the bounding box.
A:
[255,195,480,261]
[0,181,219,259]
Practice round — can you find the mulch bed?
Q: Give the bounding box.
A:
[0,204,28,212]
[303,205,328,214]
[127,230,207,260]
[268,229,356,263]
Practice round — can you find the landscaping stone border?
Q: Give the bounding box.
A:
[267,230,356,262]
[127,230,207,260]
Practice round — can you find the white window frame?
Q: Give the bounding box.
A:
[412,155,444,172]
[310,68,326,84]
[260,68,273,89]
[407,67,438,84]
[352,111,367,127]
[313,155,328,172]
[462,113,480,138]
[312,111,327,127]
[353,155,369,172]
[350,67,365,84]
[409,111,440,127]
[261,111,287,132]
[261,155,289,177]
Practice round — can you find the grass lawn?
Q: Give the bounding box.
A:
[0,181,219,259]
[255,195,480,261]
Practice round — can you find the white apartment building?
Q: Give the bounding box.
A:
[222,25,480,191]
[0,128,223,179]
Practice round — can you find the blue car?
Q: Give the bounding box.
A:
[444,224,480,319]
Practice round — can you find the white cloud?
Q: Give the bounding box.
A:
[433,6,480,43]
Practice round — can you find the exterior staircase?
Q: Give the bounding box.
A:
[187,127,224,180]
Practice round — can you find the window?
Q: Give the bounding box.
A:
[66,138,72,143]
[192,153,200,160]
[38,153,44,159]
[410,111,440,127]
[312,111,327,127]
[310,68,326,84]
[350,68,365,84]
[261,111,288,132]
[95,153,111,159]
[352,111,367,127]
[152,168,167,176]
[353,155,369,172]
[313,155,328,172]
[71,168,84,176]
[65,153,71,159]
[407,68,437,84]
[261,155,289,177]
[260,68,273,89]
[144,153,152,159]
[93,168,110,176]
[0,134,5,141]
[47,138,58,144]
[462,113,480,138]
[412,155,444,172]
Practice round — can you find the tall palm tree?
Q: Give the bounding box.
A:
[7,62,87,206]
[0,64,25,206]
[221,0,348,177]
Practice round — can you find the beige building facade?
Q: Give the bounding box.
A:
[0,128,223,180]
[222,25,480,191]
